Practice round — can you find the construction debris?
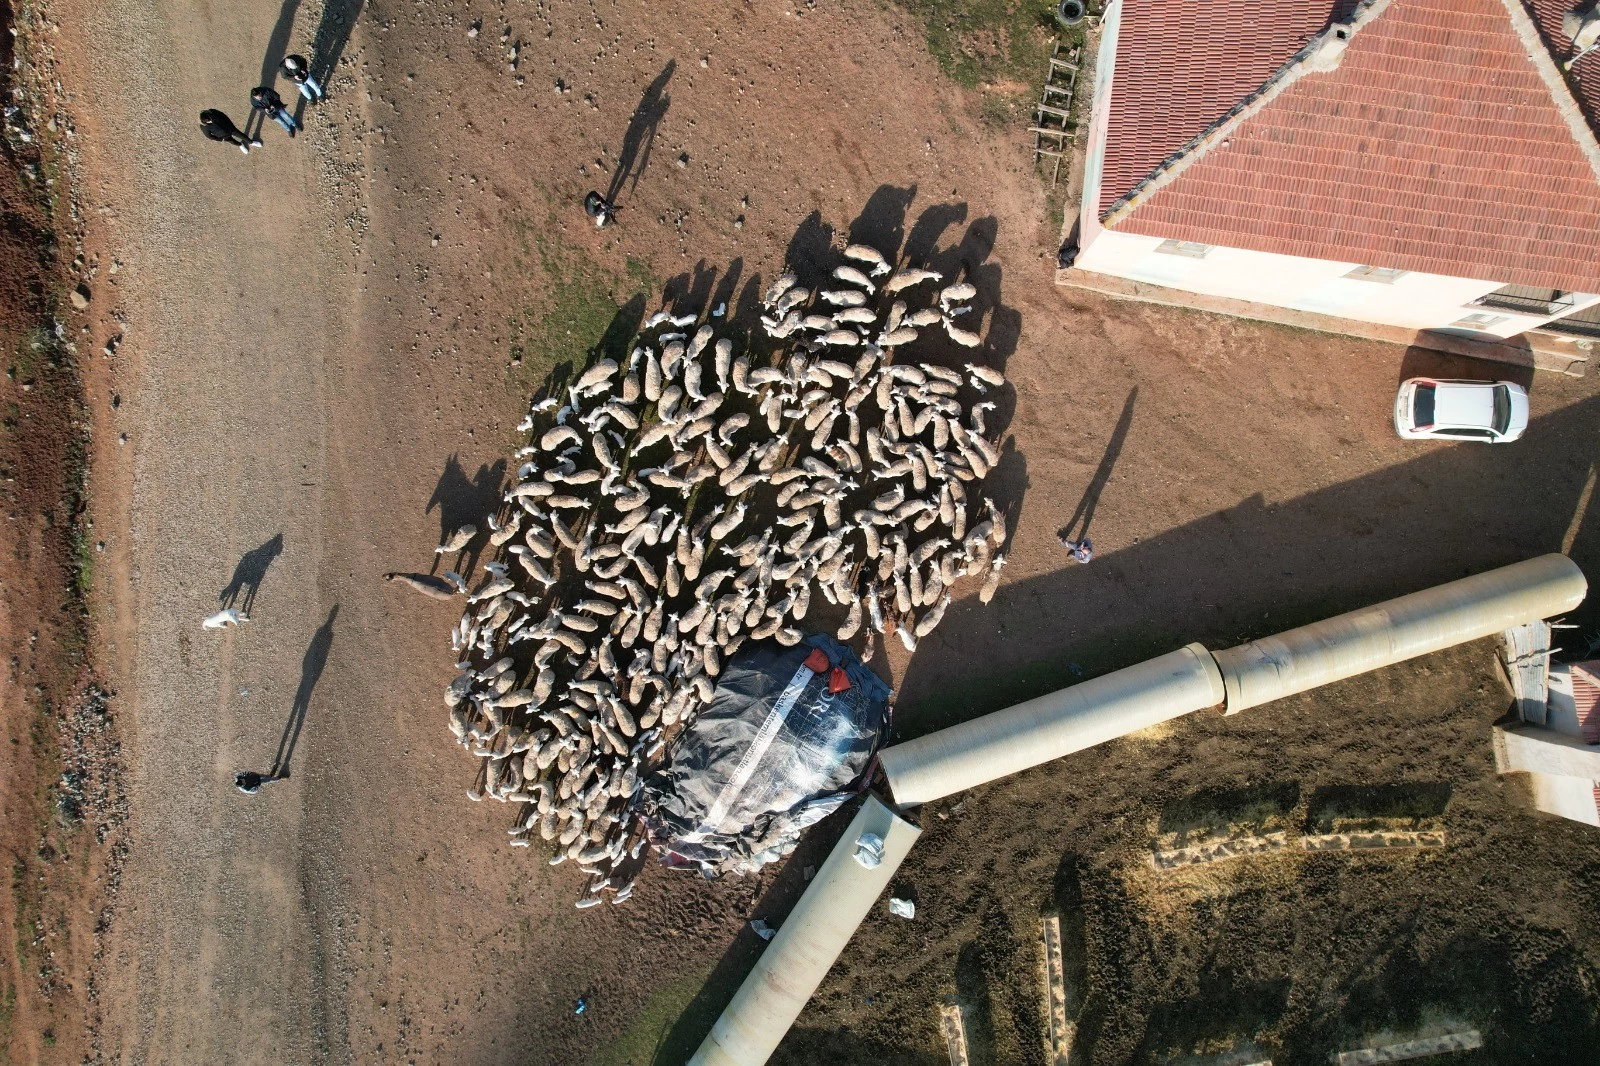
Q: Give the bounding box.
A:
[1499,620,1554,722]
[939,1003,971,1066]
[1299,830,1446,851]
[1041,913,1075,1065]
[443,241,1011,905]
[1151,832,1289,870]
[1333,1029,1482,1065]
[640,636,887,876]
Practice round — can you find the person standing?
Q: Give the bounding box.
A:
[199,109,253,154]
[280,54,324,102]
[250,85,299,136]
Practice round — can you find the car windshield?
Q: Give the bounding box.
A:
[1413,383,1436,427]
[1492,385,1511,434]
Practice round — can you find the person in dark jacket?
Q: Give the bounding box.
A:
[250,86,299,136]
[280,54,324,102]
[199,109,252,153]
[583,191,612,227]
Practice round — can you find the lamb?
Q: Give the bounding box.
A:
[202,607,248,629]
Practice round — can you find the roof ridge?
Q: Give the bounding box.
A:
[1103,0,1394,227]
[1497,0,1600,184]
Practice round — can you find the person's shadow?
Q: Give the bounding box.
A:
[285,0,365,125]
[604,60,674,208]
[1059,387,1137,547]
[246,0,303,142]
[219,533,284,617]
[269,605,337,781]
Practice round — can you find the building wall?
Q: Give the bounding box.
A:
[1530,772,1600,826]
[1073,0,1121,254]
[1075,229,1600,338]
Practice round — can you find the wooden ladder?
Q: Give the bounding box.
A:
[1033,42,1082,185]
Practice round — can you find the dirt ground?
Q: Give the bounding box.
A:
[0,3,128,1061]
[11,0,1600,1063]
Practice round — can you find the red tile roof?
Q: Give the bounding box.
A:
[1108,0,1600,293]
[1573,661,1600,745]
[1097,0,1355,215]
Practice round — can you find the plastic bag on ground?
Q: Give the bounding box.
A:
[640,632,891,877]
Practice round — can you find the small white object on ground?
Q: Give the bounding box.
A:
[888,897,915,919]
[749,918,776,940]
[853,832,885,868]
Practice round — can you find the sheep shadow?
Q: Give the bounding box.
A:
[426,455,505,576]
[219,532,285,617]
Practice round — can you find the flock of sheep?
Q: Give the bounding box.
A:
[440,242,1009,907]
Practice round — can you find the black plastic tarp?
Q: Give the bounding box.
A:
[640,633,891,876]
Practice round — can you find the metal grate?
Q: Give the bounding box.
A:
[1542,302,1600,339]
[1471,284,1576,317]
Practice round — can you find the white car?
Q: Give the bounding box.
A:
[1393,377,1529,443]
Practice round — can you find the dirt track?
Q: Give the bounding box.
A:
[35,0,1600,1063]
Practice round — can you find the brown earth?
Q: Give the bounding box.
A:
[19,0,1600,1063]
[0,3,125,1065]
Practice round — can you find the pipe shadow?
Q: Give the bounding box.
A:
[269,604,337,780]
[1135,973,1291,1064]
[1303,781,1452,833]
[775,1032,946,1066]
[648,799,869,1065]
[1058,387,1136,547]
[219,532,285,616]
[1157,781,1301,838]
[426,455,506,576]
[605,60,674,207]
[1283,929,1599,1064]
[897,392,1600,740]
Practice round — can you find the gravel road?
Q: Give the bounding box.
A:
[65,0,355,1060]
[59,1,773,1060]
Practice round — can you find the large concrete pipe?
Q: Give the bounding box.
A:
[689,795,921,1066]
[879,643,1224,806]
[1213,553,1587,714]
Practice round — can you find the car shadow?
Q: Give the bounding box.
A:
[1399,343,1536,392]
